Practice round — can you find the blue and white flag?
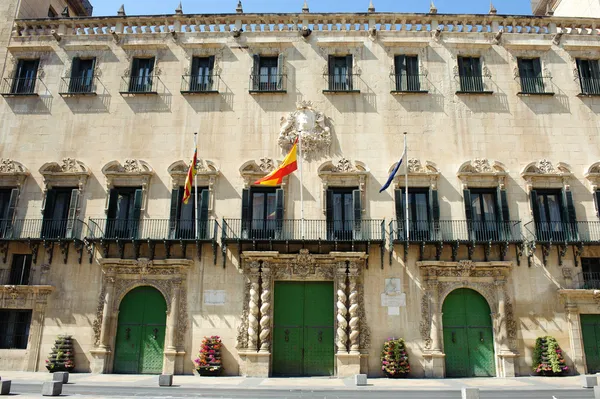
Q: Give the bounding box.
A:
[379,146,406,193]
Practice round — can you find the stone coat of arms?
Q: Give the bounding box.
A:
[278,101,331,159]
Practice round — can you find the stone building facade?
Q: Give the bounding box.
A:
[1,0,600,378]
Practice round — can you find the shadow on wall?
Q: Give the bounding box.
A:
[71,336,91,373]
[4,95,53,115]
[436,173,462,220]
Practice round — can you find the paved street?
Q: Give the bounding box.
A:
[0,372,597,398]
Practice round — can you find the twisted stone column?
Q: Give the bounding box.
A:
[259,269,272,353]
[248,272,260,352]
[336,275,348,353]
[348,276,360,354]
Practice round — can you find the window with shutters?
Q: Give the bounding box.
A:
[169,186,209,240]
[0,310,32,349]
[326,188,361,241]
[42,187,79,239]
[467,189,502,241]
[128,58,155,93]
[530,189,578,242]
[250,54,286,92]
[517,58,551,95]
[48,7,58,17]
[581,258,600,289]
[106,187,143,239]
[325,55,357,92]
[577,59,600,95]
[8,254,32,285]
[395,188,432,241]
[10,59,39,95]
[0,188,18,239]
[393,55,424,92]
[183,56,216,93]
[65,57,96,94]
[457,56,488,93]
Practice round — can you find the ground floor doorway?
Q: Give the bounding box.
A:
[581,314,600,373]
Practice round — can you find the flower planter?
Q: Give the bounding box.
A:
[197,367,222,377]
[194,336,224,376]
[532,336,569,376]
[46,334,75,373]
[383,371,408,378]
[381,338,410,378]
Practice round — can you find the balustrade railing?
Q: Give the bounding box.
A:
[389,219,523,243]
[571,271,600,289]
[180,74,219,93]
[87,218,217,240]
[579,77,600,95]
[0,219,85,240]
[222,219,384,241]
[457,75,491,94]
[119,75,161,94]
[323,73,361,92]
[59,76,98,95]
[391,74,428,93]
[0,77,46,96]
[518,76,554,95]
[524,220,600,243]
[249,73,287,92]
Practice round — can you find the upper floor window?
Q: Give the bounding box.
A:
[0,310,32,349]
[581,258,600,289]
[463,188,510,241]
[393,55,422,92]
[457,56,484,93]
[326,55,355,92]
[577,59,600,95]
[250,54,285,92]
[9,254,32,285]
[0,188,18,239]
[184,56,215,93]
[241,187,283,239]
[326,187,360,240]
[517,58,550,95]
[67,57,96,94]
[11,59,39,95]
[128,58,155,93]
[395,188,435,241]
[42,188,79,239]
[530,189,577,242]
[169,186,209,239]
[106,187,142,239]
[48,7,57,17]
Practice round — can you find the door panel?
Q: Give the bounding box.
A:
[581,314,600,373]
[113,324,142,374]
[273,282,304,376]
[443,327,469,378]
[139,324,166,374]
[303,282,334,376]
[467,327,496,377]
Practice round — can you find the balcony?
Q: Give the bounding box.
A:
[390,74,428,94]
[523,221,596,243]
[119,75,162,95]
[517,76,554,96]
[87,218,217,241]
[456,76,493,95]
[59,76,99,96]
[570,271,600,290]
[322,74,361,93]
[0,77,46,97]
[180,74,219,94]
[249,73,287,93]
[0,219,86,240]
[389,220,523,243]
[579,77,600,96]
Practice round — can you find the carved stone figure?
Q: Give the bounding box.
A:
[278,101,331,159]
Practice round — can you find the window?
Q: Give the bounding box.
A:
[188,56,215,92]
[0,188,18,239]
[169,187,209,239]
[68,57,95,93]
[128,58,155,93]
[325,188,361,240]
[581,258,600,289]
[48,7,57,17]
[395,188,440,241]
[107,187,142,239]
[327,55,354,91]
[11,59,39,95]
[251,55,285,92]
[517,58,546,94]
[0,310,32,349]
[394,55,421,92]
[530,189,577,242]
[457,56,484,93]
[42,188,79,239]
[240,188,283,239]
[577,59,600,95]
[9,254,32,285]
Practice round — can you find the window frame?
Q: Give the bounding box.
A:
[9,254,32,285]
[0,309,32,349]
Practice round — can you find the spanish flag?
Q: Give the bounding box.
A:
[182,147,197,204]
[254,139,298,186]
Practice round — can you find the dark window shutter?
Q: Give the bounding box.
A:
[107,189,118,219]
[43,189,57,220]
[169,188,181,238]
[394,55,405,91]
[495,187,505,224]
[326,189,333,239]
[277,53,285,90]
[353,189,362,238]
[530,190,541,223]
[562,188,578,240]
[147,57,155,75]
[199,189,210,239]
[565,189,577,224]
[595,191,600,218]
[241,188,250,238]
[458,57,466,77]
[517,58,526,78]
[328,55,334,90]
[346,55,353,90]
[500,189,510,222]
[90,57,97,74]
[65,189,80,239]
[133,189,143,221]
[533,58,542,78]
[394,189,404,222]
[430,188,440,240]
[6,188,19,222]
[252,54,260,90]
[71,57,81,79]
[191,57,200,76]
[131,58,140,77]
[9,255,31,285]
[207,55,215,72]
[275,188,284,238]
[463,189,472,221]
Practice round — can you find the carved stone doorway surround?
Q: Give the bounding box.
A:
[419,260,519,378]
[237,250,371,377]
[90,258,191,375]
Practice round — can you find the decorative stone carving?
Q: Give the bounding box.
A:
[357,282,371,350]
[334,158,354,173]
[521,159,573,192]
[390,159,440,190]
[167,159,219,212]
[457,159,507,189]
[239,159,288,188]
[457,260,475,277]
[248,272,260,351]
[39,159,90,190]
[293,249,316,276]
[420,292,433,349]
[278,101,332,159]
[348,276,360,354]
[0,159,27,174]
[336,275,349,352]
[259,269,272,353]
[258,158,275,173]
[92,281,107,347]
[102,159,154,212]
[318,160,369,214]
[407,159,426,173]
[585,162,600,192]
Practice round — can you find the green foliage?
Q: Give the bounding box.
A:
[381,337,410,377]
[532,336,568,375]
[45,334,75,372]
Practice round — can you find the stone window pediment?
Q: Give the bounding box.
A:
[318,158,369,214]
[101,159,153,212]
[0,158,30,188]
[585,162,600,191]
[239,158,288,188]
[168,159,219,213]
[457,159,507,189]
[39,158,90,215]
[521,159,573,192]
[389,159,439,189]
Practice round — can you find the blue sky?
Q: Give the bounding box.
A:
[91,0,532,17]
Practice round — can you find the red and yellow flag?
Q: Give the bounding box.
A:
[254,139,298,186]
[182,148,197,204]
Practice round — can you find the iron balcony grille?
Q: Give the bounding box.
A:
[571,271,600,290]
[249,73,287,93]
[222,219,384,242]
[457,75,492,94]
[59,76,98,95]
[0,218,85,240]
[87,218,217,241]
[389,220,523,243]
[119,75,161,94]
[0,77,45,96]
[391,74,428,93]
[323,73,361,93]
[579,77,600,95]
[522,221,600,243]
[517,76,554,95]
[181,74,219,93]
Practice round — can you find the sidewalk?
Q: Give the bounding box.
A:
[0,371,590,391]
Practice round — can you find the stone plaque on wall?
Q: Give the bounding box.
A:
[204,290,226,306]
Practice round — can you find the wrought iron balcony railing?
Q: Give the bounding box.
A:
[0,77,46,96]
[570,271,600,290]
[456,75,493,94]
[0,219,85,240]
[119,75,161,94]
[579,77,600,96]
[249,73,287,93]
[517,76,554,95]
[59,76,98,95]
[180,74,219,94]
[323,73,361,93]
[222,219,385,242]
[390,74,428,93]
[87,218,217,241]
[389,220,523,243]
[523,221,600,243]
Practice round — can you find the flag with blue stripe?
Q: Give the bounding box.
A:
[379,148,406,193]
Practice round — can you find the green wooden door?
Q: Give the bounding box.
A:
[581,314,600,373]
[113,286,167,374]
[272,281,334,376]
[442,288,496,377]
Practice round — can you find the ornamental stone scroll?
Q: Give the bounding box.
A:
[39,159,90,215]
[168,159,219,212]
[521,159,573,193]
[389,159,439,190]
[457,159,507,189]
[101,159,154,212]
[318,159,369,215]
[0,159,30,188]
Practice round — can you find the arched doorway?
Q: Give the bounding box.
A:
[442,288,496,377]
[113,286,167,374]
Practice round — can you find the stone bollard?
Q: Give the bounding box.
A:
[52,372,69,384]
[583,374,598,388]
[462,387,480,399]
[158,374,173,387]
[0,380,11,395]
[42,381,62,396]
[594,385,600,399]
[354,374,367,386]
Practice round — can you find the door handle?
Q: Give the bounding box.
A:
[452,332,456,343]
[318,330,323,343]
[153,328,158,340]
[125,328,131,341]
[480,331,484,343]
[284,329,290,342]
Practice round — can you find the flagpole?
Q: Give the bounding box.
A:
[194,132,199,240]
[404,132,409,241]
[298,133,304,239]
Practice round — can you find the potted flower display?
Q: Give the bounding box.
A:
[45,334,75,372]
[194,336,223,376]
[381,337,410,378]
[532,336,568,376]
